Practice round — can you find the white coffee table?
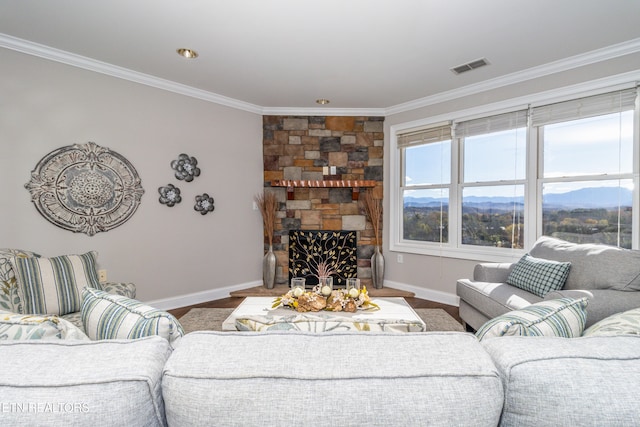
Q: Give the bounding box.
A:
[222,296,426,332]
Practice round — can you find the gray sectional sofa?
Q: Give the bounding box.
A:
[457,236,640,330]
[1,330,639,426]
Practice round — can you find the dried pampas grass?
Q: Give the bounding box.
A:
[362,189,382,247]
[255,191,278,246]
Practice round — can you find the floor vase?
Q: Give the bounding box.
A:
[371,246,385,289]
[263,245,276,289]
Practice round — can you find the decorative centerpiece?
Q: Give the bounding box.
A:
[273,279,379,313]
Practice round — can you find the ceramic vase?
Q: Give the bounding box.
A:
[371,246,385,289]
[263,245,276,289]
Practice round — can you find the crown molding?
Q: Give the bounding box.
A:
[260,106,386,116]
[0,33,263,114]
[385,37,640,116]
[2,33,639,117]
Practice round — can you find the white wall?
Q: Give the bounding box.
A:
[0,48,264,307]
[383,53,640,305]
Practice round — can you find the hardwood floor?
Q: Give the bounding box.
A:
[168,295,462,324]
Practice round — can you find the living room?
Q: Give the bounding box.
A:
[3,2,639,313]
[2,2,640,426]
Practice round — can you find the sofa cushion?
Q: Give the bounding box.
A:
[163,331,503,427]
[475,297,588,340]
[529,236,640,291]
[81,287,184,345]
[0,336,170,426]
[0,309,89,341]
[482,336,640,426]
[582,307,640,337]
[507,253,571,297]
[456,279,542,321]
[11,251,102,316]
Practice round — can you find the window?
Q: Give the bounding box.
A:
[458,111,527,249]
[399,123,451,244]
[393,87,639,260]
[533,90,636,248]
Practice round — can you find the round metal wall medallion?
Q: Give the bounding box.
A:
[25,142,144,236]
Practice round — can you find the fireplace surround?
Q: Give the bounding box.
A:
[262,115,384,288]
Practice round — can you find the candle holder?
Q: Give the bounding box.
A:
[345,278,360,298]
[318,276,333,296]
[291,278,306,298]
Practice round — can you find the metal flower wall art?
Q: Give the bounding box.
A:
[25,142,144,236]
[158,184,182,207]
[194,193,215,215]
[160,153,214,216]
[171,153,200,182]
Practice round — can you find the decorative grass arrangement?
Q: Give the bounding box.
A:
[362,189,382,248]
[255,191,278,246]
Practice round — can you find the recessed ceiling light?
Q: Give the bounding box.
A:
[176,48,199,59]
[316,98,330,105]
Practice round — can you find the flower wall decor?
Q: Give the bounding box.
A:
[171,153,200,182]
[194,193,215,215]
[158,184,182,207]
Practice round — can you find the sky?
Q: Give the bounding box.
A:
[404,111,634,198]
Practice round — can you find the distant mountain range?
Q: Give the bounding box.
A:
[404,187,632,210]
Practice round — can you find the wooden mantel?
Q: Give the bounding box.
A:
[271,179,377,200]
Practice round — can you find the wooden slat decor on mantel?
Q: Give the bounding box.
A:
[271,179,377,200]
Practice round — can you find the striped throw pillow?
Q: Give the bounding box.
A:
[11,252,103,315]
[476,297,589,341]
[81,288,184,345]
[507,254,571,297]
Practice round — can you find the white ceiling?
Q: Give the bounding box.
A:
[2,0,640,114]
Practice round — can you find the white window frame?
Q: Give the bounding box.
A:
[389,81,640,263]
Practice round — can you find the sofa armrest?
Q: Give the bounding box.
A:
[102,282,136,299]
[473,263,515,283]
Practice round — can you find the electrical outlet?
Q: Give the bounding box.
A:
[98,269,107,282]
[397,254,404,264]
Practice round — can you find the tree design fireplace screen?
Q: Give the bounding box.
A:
[289,230,357,287]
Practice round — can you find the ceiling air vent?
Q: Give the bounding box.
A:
[451,58,489,75]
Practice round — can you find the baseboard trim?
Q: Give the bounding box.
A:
[144,279,459,310]
[144,280,263,311]
[383,280,460,307]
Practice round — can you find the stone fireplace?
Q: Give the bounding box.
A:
[262,116,384,288]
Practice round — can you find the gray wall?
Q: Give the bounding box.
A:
[0,48,264,306]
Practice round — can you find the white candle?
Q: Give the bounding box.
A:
[293,287,304,297]
[321,285,331,296]
[348,288,359,298]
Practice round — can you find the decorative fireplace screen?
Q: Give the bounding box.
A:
[288,230,357,287]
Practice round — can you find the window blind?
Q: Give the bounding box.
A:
[397,122,452,148]
[455,110,528,138]
[531,88,637,127]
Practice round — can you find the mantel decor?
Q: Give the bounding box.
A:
[25,142,144,236]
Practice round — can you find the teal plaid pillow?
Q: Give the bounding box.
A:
[507,254,571,297]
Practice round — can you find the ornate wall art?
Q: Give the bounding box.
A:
[158,184,182,207]
[194,193,214,215]
[25,142,144,236]
[171,153,200,182]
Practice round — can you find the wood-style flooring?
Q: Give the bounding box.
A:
[168,296,462,324]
